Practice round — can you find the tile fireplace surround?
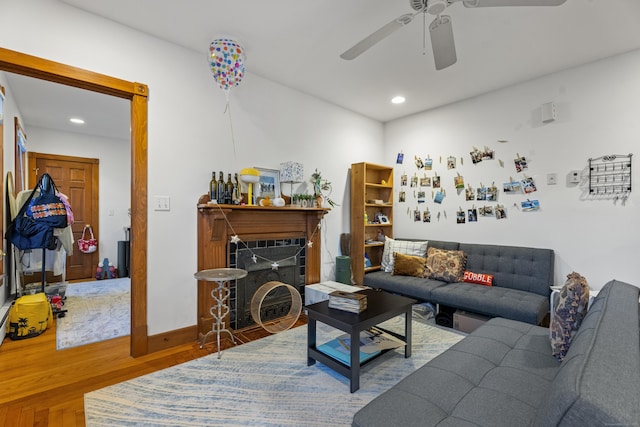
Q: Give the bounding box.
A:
[196,198,329,337]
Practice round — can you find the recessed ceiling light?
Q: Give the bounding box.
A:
[391,96,405,104]
[69,117,85,124]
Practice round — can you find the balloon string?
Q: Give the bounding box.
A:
[225,94,239,168]
[223,90,230,113]
[422,12,427,55]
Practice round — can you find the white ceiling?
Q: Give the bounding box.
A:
[7,0,640,139]
[5,72,130,140]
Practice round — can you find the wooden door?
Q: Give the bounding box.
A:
[28,152,99,281]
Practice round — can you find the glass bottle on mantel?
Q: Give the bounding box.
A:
[217,171,225,204]
[225,173,234,204]
[209,172,217,202]
[233,173,240,204]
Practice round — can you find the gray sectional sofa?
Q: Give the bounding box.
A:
[353,280,640,426]
[364,239,554,325]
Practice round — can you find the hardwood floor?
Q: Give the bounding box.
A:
[0,315,307,426]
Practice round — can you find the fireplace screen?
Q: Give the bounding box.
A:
[229,239,306,329]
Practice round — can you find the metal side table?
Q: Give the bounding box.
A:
[194,268,247,358]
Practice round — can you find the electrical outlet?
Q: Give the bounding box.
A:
[154,196,171,211]
[547,173,558,185]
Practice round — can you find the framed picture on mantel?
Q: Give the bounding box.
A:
[254,167,281,200]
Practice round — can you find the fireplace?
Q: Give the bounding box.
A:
[230,239,306,329]
[196,203,328,337]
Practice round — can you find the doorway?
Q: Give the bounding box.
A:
[27,152,100,281]
[0,47,149,356]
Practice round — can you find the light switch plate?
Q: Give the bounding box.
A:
[154,196,171,211]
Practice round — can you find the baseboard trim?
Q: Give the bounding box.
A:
[147,325,198,353]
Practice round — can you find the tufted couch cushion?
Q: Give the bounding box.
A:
[533,280,640,425]
[353,280,640,427]
[363,239,554,325]
[459,242,552,296]
[353,318,559,427]
[430,281,548,325]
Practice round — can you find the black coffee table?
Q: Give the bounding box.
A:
[306,288,416,392]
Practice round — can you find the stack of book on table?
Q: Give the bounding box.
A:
[328,290,367,313]
[317,327,406,366]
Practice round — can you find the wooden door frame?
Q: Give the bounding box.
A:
[0,47,149,357]
[0,85,4,279]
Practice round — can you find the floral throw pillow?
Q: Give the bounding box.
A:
[392,252,427,277]
[380,237,428,273]
[550,272,590,362]
[424,247,467,283]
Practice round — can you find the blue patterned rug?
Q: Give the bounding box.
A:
[56,278,130,350]
[84,315,463,426]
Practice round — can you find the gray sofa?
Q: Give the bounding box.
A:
[353,280,640,426]
[364,239,554,325]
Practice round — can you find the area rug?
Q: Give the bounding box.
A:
[56,278,130,350]
[84,316,464,426]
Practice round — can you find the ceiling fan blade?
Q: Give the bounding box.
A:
[463,0,566,7]
[429,15,457,70]
[340,13,415,60]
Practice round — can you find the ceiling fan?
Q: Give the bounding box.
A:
[340,0,567,70]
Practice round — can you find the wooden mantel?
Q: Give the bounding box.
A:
[196,200,329,336]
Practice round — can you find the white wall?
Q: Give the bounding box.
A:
[0,1,383,334]
[385,49,640,290]
[26,126,131,263]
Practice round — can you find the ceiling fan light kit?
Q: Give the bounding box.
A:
[424,0,448,15]
[340,0,567,70]
[429,15,457,70]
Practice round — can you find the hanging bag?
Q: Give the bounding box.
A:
[5,174,58,251]
[26,174,68,229]
[7,293,54,340]
[78,224,98,254]
[56,191,74,226]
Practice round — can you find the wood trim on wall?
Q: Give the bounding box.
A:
[130,89,149,356]
[0,85,3,277]
[13,116,26,194]
[0,47,150,357]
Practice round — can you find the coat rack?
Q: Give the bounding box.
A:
[588,154,632,196]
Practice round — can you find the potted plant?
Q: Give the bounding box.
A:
[310,169,338,207]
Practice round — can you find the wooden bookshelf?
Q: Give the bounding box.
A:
[350,162,393,285]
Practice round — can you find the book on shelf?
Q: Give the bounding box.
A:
[316,328,405,366]
[316,336,380,366]
[362,326,406,352]
[328,290,367,313]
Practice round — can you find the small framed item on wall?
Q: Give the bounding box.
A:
[254,167,281,199]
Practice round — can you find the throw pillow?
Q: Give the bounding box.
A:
[380,237,428,273]
[424,247,467,283]
[550,272,590,362]
[392,252,427,277]
[463,270,494,286]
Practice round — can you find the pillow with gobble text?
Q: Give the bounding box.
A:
[463,271,493,286]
